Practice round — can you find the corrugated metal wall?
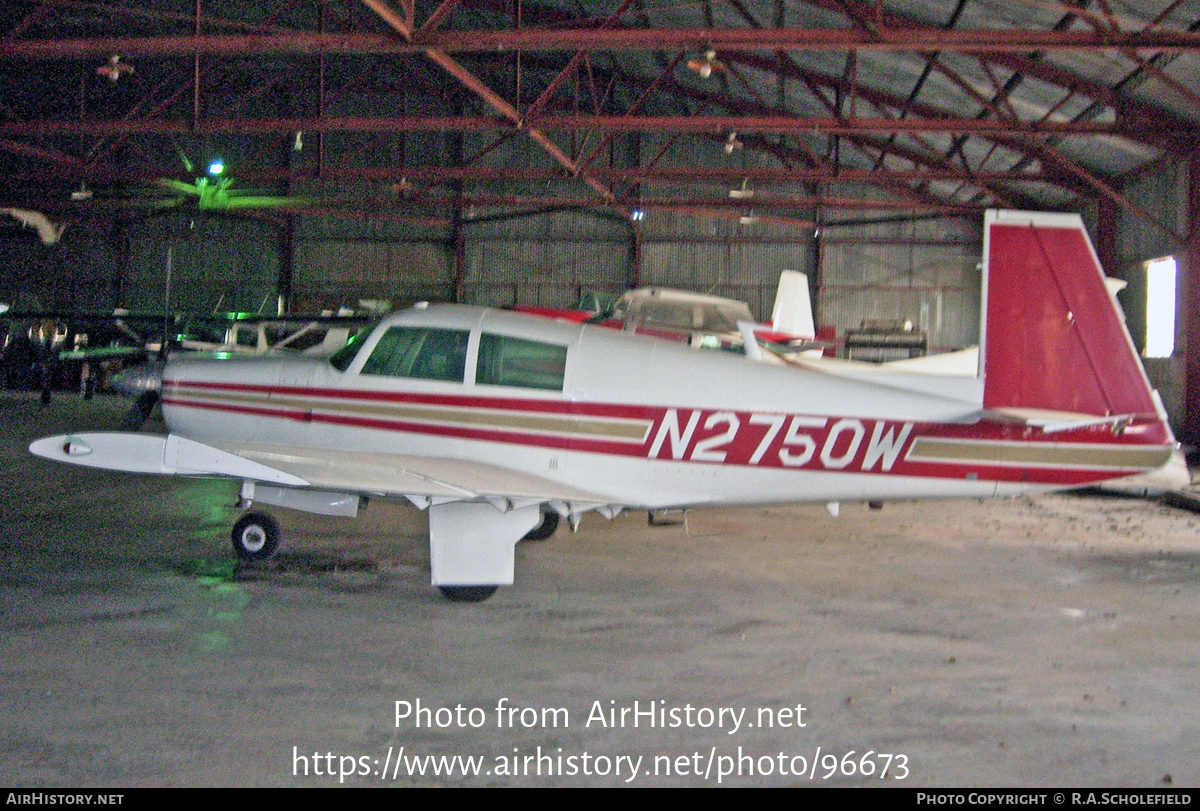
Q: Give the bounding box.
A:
[638,238,813,321]
[460,211,633,309]
[1113,163,1189,432]
[122,215,279,314]
[818,234,980,352]
[1113,163,1187,351]
[15,201,1172,373]
[0,209,985,356]
[1117,164,1187,267]
[0,228,121,311]
[293,240,453,313]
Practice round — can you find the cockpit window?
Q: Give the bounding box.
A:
[361,326,470,382]
[328,325,373,371]
[477,333,567,391]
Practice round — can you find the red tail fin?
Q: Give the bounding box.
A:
[982,210,1159,419]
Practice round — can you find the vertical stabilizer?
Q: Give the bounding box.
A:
[982,210,1160,419]
[771,270,816,339]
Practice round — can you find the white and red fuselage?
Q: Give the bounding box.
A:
[159,302,1172,511]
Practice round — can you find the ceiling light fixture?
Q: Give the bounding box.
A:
[686,48,725,79]
[96,55,134,82]
[729,179,754,200]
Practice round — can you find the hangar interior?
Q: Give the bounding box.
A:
[3,0,1200,788]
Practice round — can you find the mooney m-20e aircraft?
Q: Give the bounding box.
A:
[30,210,1180,601]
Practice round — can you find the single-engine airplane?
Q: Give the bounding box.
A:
[29,211,1182,601]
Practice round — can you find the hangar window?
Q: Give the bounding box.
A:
[361,327,470,382]
[477,334,567,391]
[1144,256,1176,358]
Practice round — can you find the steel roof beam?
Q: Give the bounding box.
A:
[4,27,1200,61]
[357,0,615,203]
[8,164,1065,185]
[416,0,464,35]
[808,0,1197,146]
[3,0,1191,224]
[712,0,968,206]
[793,0,1197,192]
[0,139,88,170]
[1080,0,1200,115]
[4,113,1179,138]
[260,193,983,213]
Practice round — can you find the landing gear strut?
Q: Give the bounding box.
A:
[231,511,281,561]
[521,509,560,542]
[428,502,541,603]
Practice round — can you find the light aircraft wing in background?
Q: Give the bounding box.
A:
[515,269,820,356]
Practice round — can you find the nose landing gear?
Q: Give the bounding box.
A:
[231,511,281,561]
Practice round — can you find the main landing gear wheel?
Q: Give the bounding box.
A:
[438,585,499,603]
[521,509,560,542]
[231,512,281,561]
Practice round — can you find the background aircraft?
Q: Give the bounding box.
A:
[516,269,819,357]
[29,210,1181,601]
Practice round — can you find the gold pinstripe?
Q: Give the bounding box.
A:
[908,437,1172,470]
[168,386,652,443]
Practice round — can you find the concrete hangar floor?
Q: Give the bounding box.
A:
[2,390,1199,788]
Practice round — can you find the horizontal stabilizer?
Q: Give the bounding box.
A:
[1099,449,1190,494]
[982,407,1138,434]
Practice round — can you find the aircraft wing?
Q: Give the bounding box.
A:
[222,441,610,505]
[29,432,611,506]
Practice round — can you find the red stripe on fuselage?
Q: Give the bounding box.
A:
[162,380,1171,487]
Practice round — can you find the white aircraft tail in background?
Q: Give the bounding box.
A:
[770,270,815,340]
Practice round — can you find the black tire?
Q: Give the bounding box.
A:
[231,512,281,561]
[438,585,499,602]
[521,509,560,542]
